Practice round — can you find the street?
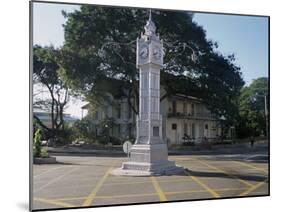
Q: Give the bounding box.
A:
[32,152,269,210]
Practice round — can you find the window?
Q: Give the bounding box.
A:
[172,123,177,130]
[191,104,195,116]
[191,123,195,138]
[94,111,98,119]
[153,126,159,137]
[105,106,110,117]
[117,104,121,119]
[205,124,208,130]
[184,123,188,134]
[128,107,131,119]
[118,124,121,135]
[172,100,177,114]
[183,102,187,114]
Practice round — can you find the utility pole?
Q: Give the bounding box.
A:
[264,94,268,140]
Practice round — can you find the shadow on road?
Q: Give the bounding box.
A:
[186,169,268,183]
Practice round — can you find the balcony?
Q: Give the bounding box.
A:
[167,112,217,120]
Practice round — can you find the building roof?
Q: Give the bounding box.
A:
[34,108,79,122]
[81,103,90,109]
[172,93,202,102]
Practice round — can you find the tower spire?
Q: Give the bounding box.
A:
[144,9,156,36]
[149,9,152,21]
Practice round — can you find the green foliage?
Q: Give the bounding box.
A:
[197,53,244,125]
[33,45,60,85]
[54,127,74,145]
[33,129,42,158]
[236,77,268,138]
[71,115,97,143]
[33,45,71,143]
[70,112,119,145]
[59,6,244,124]
[40,149,49,158]
[72,119,90,142]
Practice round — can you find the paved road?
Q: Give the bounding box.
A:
[32,154,268,210]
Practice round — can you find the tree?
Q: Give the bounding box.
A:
[59,6,244,124]
[236,77,268,138]
[33,45,70,142]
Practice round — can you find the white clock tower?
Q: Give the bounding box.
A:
[112,11,184,176]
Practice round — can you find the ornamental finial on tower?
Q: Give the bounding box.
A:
[144,9,156,36]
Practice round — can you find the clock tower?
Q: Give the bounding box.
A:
[136,11,163,145]
[112,11,184,176]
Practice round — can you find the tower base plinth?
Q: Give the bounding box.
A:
[111,143,185,176]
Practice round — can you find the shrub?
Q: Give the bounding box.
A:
[55,127,74,145]
[40,149,49,158]
[182,141,195,146]
[110,136,122,145]
[96,136,108,145]
[33,129,42,158]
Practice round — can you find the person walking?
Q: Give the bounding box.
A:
[250,136,255,147]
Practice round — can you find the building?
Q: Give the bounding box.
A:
[81,89,224,145]
[161,94,222,145]
[81,95,136,140]
[34,108,78,128]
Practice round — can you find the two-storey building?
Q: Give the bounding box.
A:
[161,93,222,145]
[81,89,223,145]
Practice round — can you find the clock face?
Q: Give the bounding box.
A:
[153,46,162,60]
[139,46,149,59]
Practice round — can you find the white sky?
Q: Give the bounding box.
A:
[33,3,85,119]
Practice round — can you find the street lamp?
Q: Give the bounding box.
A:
[252,93,269,139]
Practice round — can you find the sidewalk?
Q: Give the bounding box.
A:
[46,142,268,156]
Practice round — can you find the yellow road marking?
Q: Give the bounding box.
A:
[197,160,254,188]
[239,180,268,196]
[103,177,193,186]
[82,166,114,206]
[166,187,246,195]
[96,193,157,199]
[34,198,75,208]
[34,166,80,192]
[151,176,167,201]
[185,170,220,198]
[48,196,87,201]
[51,193,157,201]
[233,161,268,174]
[103,180,150,186]
[45,187,249,203]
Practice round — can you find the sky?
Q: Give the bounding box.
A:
[193,13,268,85]
[33,2,269,118]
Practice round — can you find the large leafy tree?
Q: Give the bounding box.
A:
[59,5,244,124]
[33,45,70,141]
[236,77,268,138]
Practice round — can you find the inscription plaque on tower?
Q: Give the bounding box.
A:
[111,11,184,176]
